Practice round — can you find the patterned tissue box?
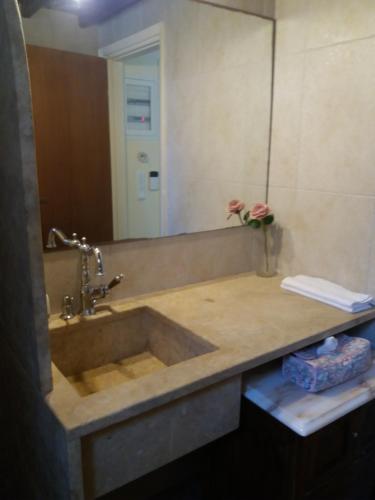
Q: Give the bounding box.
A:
[282,335,372,393]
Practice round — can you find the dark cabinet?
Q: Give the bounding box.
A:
[236,397,375,500]
[99,396,375,500]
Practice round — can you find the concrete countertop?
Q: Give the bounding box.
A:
[46,273,375,439]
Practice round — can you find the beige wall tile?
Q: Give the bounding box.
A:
[266,187,297,277]
[269,187,375,293]
[196,3,271,74]
[305,0,375,50]
[298,38,375,196]
[166,0,201,81]
[44,228,253,314]
[272,0,375,294]
[163,1,272,233]
[275,0,308,54]
[276,0,375,54]
[166,174,266,234]
[197,0,275,18]
[269,52,305,188]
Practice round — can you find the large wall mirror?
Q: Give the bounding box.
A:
[21,0,274,249]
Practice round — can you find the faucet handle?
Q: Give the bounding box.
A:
[107,274,124,290]
[89,274,124,305]
[60,295,75,320]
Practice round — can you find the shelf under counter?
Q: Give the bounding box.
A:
[243,321,375,436]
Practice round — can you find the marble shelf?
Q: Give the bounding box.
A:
[243,354,375,437]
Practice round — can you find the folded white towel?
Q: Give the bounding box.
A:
[281,275,375,313]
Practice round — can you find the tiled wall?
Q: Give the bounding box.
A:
[165,1,271,234]
[99,0,272,235]
[45,227,254,314]
[200,0,275,18]
[269,0,375,294]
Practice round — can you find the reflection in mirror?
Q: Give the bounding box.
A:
[21,0,273,248]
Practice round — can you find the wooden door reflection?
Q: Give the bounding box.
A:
[27,45,113,246]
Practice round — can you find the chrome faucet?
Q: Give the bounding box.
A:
[47,228,124,316]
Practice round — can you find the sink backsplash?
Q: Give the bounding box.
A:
[44,227,254,314]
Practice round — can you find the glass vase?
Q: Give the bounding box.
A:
[255,224,277,277]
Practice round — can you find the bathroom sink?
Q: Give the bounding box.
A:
[50,306,217,397]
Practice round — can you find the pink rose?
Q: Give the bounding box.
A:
[250,202,271,220]
[228,199,245,215]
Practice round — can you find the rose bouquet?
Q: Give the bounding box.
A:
[227,200,275,276]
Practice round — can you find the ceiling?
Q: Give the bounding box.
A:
[19,0,140,26]
[44,0,80,12]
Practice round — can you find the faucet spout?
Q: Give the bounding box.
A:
[48,228,124,316]
[46,228,80,249]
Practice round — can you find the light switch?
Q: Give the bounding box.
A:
[149,171,160,191]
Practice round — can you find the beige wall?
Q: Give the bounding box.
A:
[22,8,98,55]
[165,1,272,234]
[269,0,375,293]
[99,0,272,235]
[202,0,275,18]
[45,227,253,314]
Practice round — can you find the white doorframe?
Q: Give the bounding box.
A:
[99,23,162,60]
[107,59,127,240]
[99,23,167,238]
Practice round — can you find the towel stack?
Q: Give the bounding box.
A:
[281,275,375,313]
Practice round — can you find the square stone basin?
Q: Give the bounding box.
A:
[50,306,217,397]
